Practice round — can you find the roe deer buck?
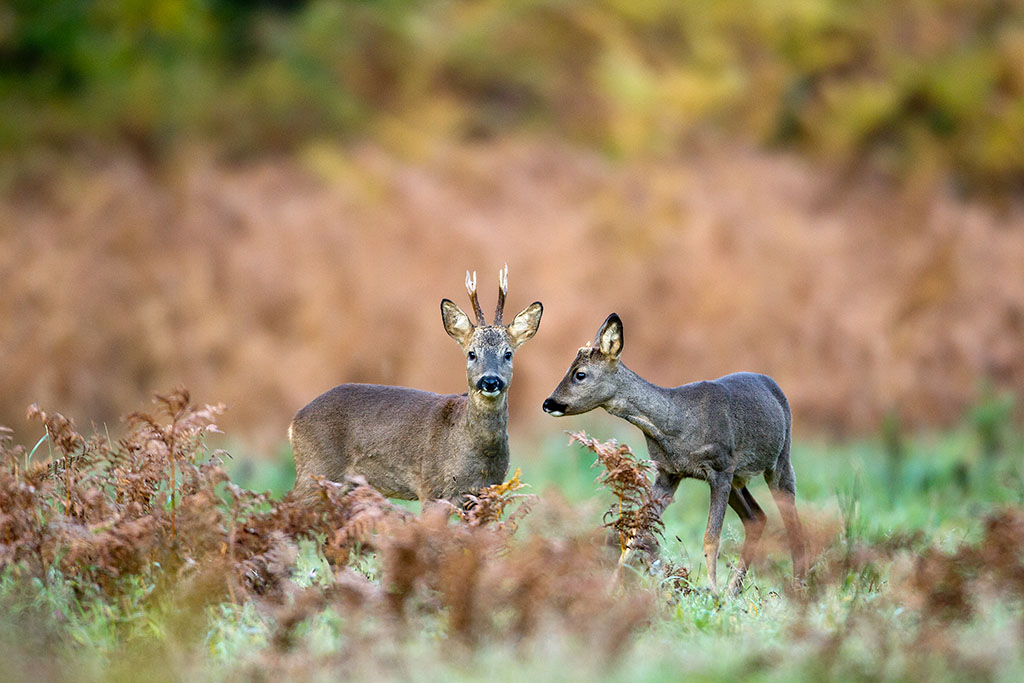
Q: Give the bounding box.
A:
[543,313,806,595]
[290,266,542,507]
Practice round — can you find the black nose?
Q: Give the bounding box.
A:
[543,398,568,414]
[477,376,504,393]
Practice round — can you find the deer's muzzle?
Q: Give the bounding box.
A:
[542,398,568,416]
[477,376,505,396]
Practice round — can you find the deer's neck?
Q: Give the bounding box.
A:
[463,392,510,456]
[604,363,675,443]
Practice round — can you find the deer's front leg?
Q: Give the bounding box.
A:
[633,468,681,561]
[703,469,733,596]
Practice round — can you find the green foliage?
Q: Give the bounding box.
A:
[3,0,1024,189]
[969,380,1017,459]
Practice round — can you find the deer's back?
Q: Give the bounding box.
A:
[290,383,467,500]
[673,372,790,478]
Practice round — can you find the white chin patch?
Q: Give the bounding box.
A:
[547,410,564,417]
[480,390,501,398]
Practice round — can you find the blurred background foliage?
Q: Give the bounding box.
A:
[3,0,1024,192]
[2,0,1023,444]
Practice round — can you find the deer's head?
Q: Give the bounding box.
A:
[542,313,624,416]
[441,265,543,400]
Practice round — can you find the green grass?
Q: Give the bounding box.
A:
[220,415,1024,570]
[6,418,1024,682]
[514,419,1024,578]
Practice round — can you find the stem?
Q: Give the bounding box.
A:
[65,456,72,516]
[62,429,74,517]
[618,500,627,560]
[169,451,177,538]
[27,430,48,472]
[167,427,177,540]
[226,498,238,605]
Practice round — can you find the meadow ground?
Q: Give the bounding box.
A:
[2,392,1023,682]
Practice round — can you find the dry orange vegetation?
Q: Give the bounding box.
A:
[2,140,1022,445]
[2,391,1023,680]
[0,393,665,673]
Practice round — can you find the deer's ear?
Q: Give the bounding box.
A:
[507,301,543,348]
[441,299,474,345]
[595,313,623,359]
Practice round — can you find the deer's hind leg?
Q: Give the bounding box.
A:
[765,446,808,579]
[726,486,768,596]
[703,468,734,596]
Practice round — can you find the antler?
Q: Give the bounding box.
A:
[465,270,486,326]
[494,263,508,325]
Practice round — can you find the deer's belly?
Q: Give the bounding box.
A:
[345,450,418,500]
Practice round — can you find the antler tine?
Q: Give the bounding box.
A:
[494,263,509,325]
[465,270,486,326]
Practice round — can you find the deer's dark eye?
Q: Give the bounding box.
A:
[574,371,587,381]
[468,351,477,361]
[504,350,513,361]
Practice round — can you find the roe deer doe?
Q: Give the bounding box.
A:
[290,266,542,507]
[542,313,806,595]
